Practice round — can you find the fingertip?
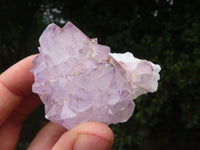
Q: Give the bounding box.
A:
[0,54,38,97]
[74,122,114,142]
[52,122,114,150]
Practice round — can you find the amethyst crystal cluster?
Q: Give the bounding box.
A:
[31,22,161,129]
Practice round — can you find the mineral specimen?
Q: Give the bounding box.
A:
[31,21,161,129]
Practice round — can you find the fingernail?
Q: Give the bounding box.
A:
[73,134,112,150]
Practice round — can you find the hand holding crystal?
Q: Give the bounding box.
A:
[0,55,114,150]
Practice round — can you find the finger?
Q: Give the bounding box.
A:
[52,122,114,150]
[0,55,37,125]
[27,122,67,150]
[8,93,41,124]
[0,93,41,150]
[0,119,21,150]
[0,54,37,96]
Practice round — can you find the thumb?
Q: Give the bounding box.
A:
[52,122,114,150]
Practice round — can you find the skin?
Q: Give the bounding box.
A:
[0,55,114,150]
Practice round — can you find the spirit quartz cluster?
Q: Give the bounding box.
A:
[31,22,161,129]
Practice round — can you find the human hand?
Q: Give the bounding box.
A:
[0,55,114,150]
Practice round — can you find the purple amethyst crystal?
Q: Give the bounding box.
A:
[31,22,161,129]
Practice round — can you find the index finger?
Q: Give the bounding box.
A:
[0,54,37,125]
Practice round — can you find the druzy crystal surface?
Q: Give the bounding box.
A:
[31,22,161,129]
